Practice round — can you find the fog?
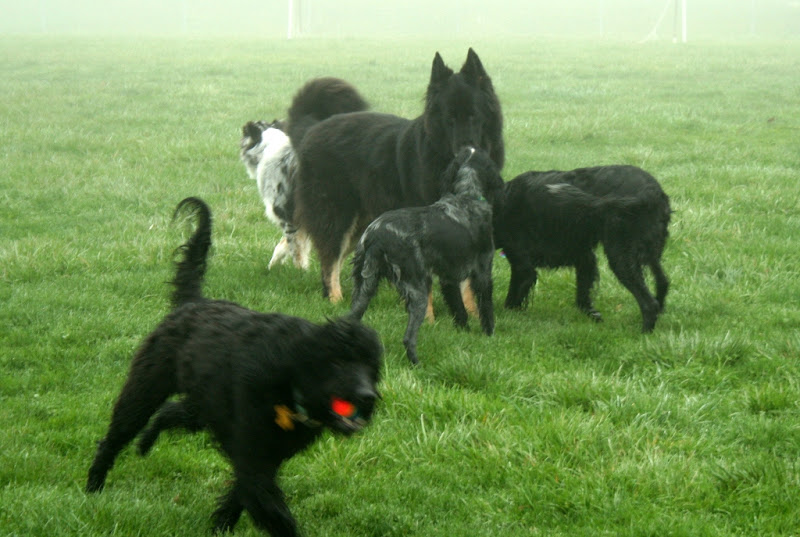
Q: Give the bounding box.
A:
[1,0,798,39]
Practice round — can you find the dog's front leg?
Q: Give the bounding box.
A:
[235,465,298,537]
[212,482,244,534]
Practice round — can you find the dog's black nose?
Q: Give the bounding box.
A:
[354,386,378,405]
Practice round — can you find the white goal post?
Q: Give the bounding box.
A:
[641,0,687,43]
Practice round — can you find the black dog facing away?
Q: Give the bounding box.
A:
[86,197,383,536]
[350,147,504,364]
[289,48,504,303]
[493,165,671,332]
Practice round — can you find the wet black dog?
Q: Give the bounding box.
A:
[493,165,671,332]
[350,147,504,364]
[86,197,383,536]
[289,48,504,303]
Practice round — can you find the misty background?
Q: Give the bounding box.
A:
[1,0,798,40]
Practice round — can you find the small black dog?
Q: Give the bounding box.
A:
[86,197,383,536]
[349,147,503,364]
[493,165,671,332]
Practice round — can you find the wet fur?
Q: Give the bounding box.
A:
[493,165,671,332]
[350,148,504,364]
[86,197,383,536]
[290,49,504,303]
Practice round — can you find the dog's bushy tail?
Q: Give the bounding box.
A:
[287,77,368,148]
[170,197,212,309]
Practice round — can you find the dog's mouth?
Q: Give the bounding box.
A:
[329,396,371,434]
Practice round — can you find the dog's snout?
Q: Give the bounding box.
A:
[354,385,378,404]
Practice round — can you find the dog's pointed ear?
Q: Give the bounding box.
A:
[242,121,263,144]
[460,48,488,86]
[430,52,453,86]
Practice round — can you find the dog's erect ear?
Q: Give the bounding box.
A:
[430,52,454,86]
[242,121,263,144]
[460,47,488,86]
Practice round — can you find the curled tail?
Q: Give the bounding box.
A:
[170,197,212,309]
[287,77,368,148]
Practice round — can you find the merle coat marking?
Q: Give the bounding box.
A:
[289,49,504,303]
[349,147,504,364]
[493,165,671,332]
[240,120,309,269]
[86,197,383,536]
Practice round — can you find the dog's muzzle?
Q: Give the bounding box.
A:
[331,387,379,435]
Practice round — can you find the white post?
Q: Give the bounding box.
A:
[182,0,188,34]
[39,0,47,33]
[287,0,294,39]
[681,0,687,42]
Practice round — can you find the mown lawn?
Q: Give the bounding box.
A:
[1,36,798,536]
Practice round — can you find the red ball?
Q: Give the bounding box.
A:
[331,397,357,418]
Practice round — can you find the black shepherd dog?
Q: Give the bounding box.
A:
[288,48,504,303]
[493,165,671,332]
[349,147,504,365]
[86,197,383,536]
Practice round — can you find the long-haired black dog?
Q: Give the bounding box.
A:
[493,165,671,332]
[86,197,383,536]
[289,48,504,303]
[349,147,504,364]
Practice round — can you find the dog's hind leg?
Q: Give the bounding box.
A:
[425,290,435,324]
[401,284,431,365]
[575,251,602,322]
[350,255,381,320]
[470,254,495,336]
[605,246,660,332]
[268,236,291,269]
[503,251,537,310]
[294,229,312,270]
[460,280,479,318]
[87,346,175,492]
[650,260,669,313]
[137,400,202,456]
[440,279,469,329]
[317,217,358,303]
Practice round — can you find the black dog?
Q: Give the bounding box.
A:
[86,197,383,536]
[493,165,671,332]
[288,48,504,303]
[349,147,503,364]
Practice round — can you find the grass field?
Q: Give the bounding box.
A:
[1,36,799,536]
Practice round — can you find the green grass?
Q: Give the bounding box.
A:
[2,36,799,536]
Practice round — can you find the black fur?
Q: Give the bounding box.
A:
[289,48,504,303]
[350,147,503,364]
[493,165,671,332]
[86,197,383,536]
